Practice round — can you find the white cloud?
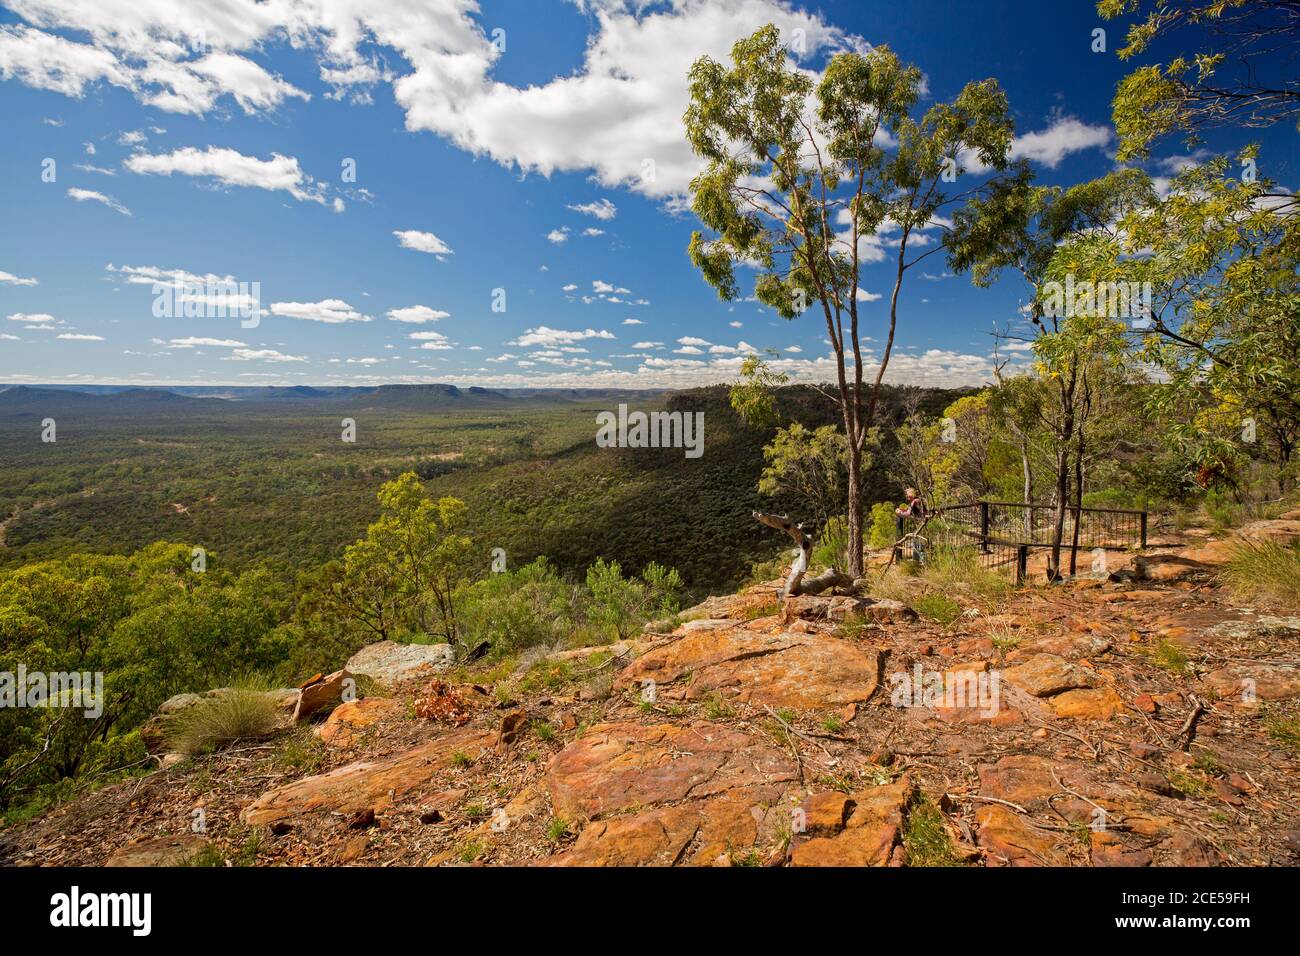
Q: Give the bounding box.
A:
[67,187,130,215]
[387,305,449,323]
[394,229,454,257]
[227,348,307,363]
[561,283,578,292]
[1010,117,1111,168]
[547,227,570,244]
[856,289,882,302]
[582,227,605,237]
[622,318,643,325]
[167,337,246,348]
[57,332,104,341]
[510,326,615,347]
[0,14,305,116]
[0,270,37,286]
[677,336,711,347]
[269,299,371,324]
[0,1,865,202]
[125,146,338,208]
[0,24,131,97]
[568,198,617,220]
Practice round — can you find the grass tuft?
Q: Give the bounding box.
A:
[1221,539,1300,608]
[902,794,961,867]
[163,680,284,757]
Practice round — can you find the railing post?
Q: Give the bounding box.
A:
[894,514,904,562]
[1016,544,1029,585]
[979,501,990,554]
[1139,511,1148,548]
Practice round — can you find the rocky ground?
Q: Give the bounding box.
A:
[3,516,1299,868]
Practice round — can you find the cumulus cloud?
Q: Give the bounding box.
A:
[0,270,37,286]
[125,146,339,208]
[0,24,131,97]
[547,227,570,244]
[0,0,865,200]
[57,332,104,341]
[269,299,371,323]
[409,330,453,350]
[1010,116,1111,168]
[6,312,60,325]
[387,305,450,323]
[394,229,454,257]
[509,326,616,348]
[0,13,304,115]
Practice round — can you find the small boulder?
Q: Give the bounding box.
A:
[1003,654,1095,697]
[294,668,351,721]
[345,640,454,686]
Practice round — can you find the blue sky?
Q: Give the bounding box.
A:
[0,0,1293,389]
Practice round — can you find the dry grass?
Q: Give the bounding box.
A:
[1221,538,1300,609]
[163,680,284,757]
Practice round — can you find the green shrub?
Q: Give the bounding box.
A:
[455,558,577,656]
[585,558,683,642]
[812,515,850,569]
[868,501,899,549]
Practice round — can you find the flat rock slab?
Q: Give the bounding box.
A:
[547,786,780,867]
[680,588,780,621]
[976,805,1068,866]
[1002,654,1095,697]
[1134,553,1219,582]
[345,640,454,686]
[545,721,797,820]
[104,833,209,867]
[978,755,1063,807]
[782,594,917,625]
[1019,633,1113,660]
[316,697,405,748]
[1047,687,1126,720]
[242,727,493,826]
[1239,518,1300,546]
[1203,662,1300,701]
[789,778,912,867]
[616,627,880,710]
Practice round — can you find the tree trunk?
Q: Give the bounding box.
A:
[1021,438,1033,540]
[754,512,813,598]
[1049,365,1078,581]
[1069,431,1084,577]
[846,442,864,577]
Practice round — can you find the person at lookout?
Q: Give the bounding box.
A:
[895,488,926,521]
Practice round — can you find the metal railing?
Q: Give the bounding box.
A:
[895,500,1148,584]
